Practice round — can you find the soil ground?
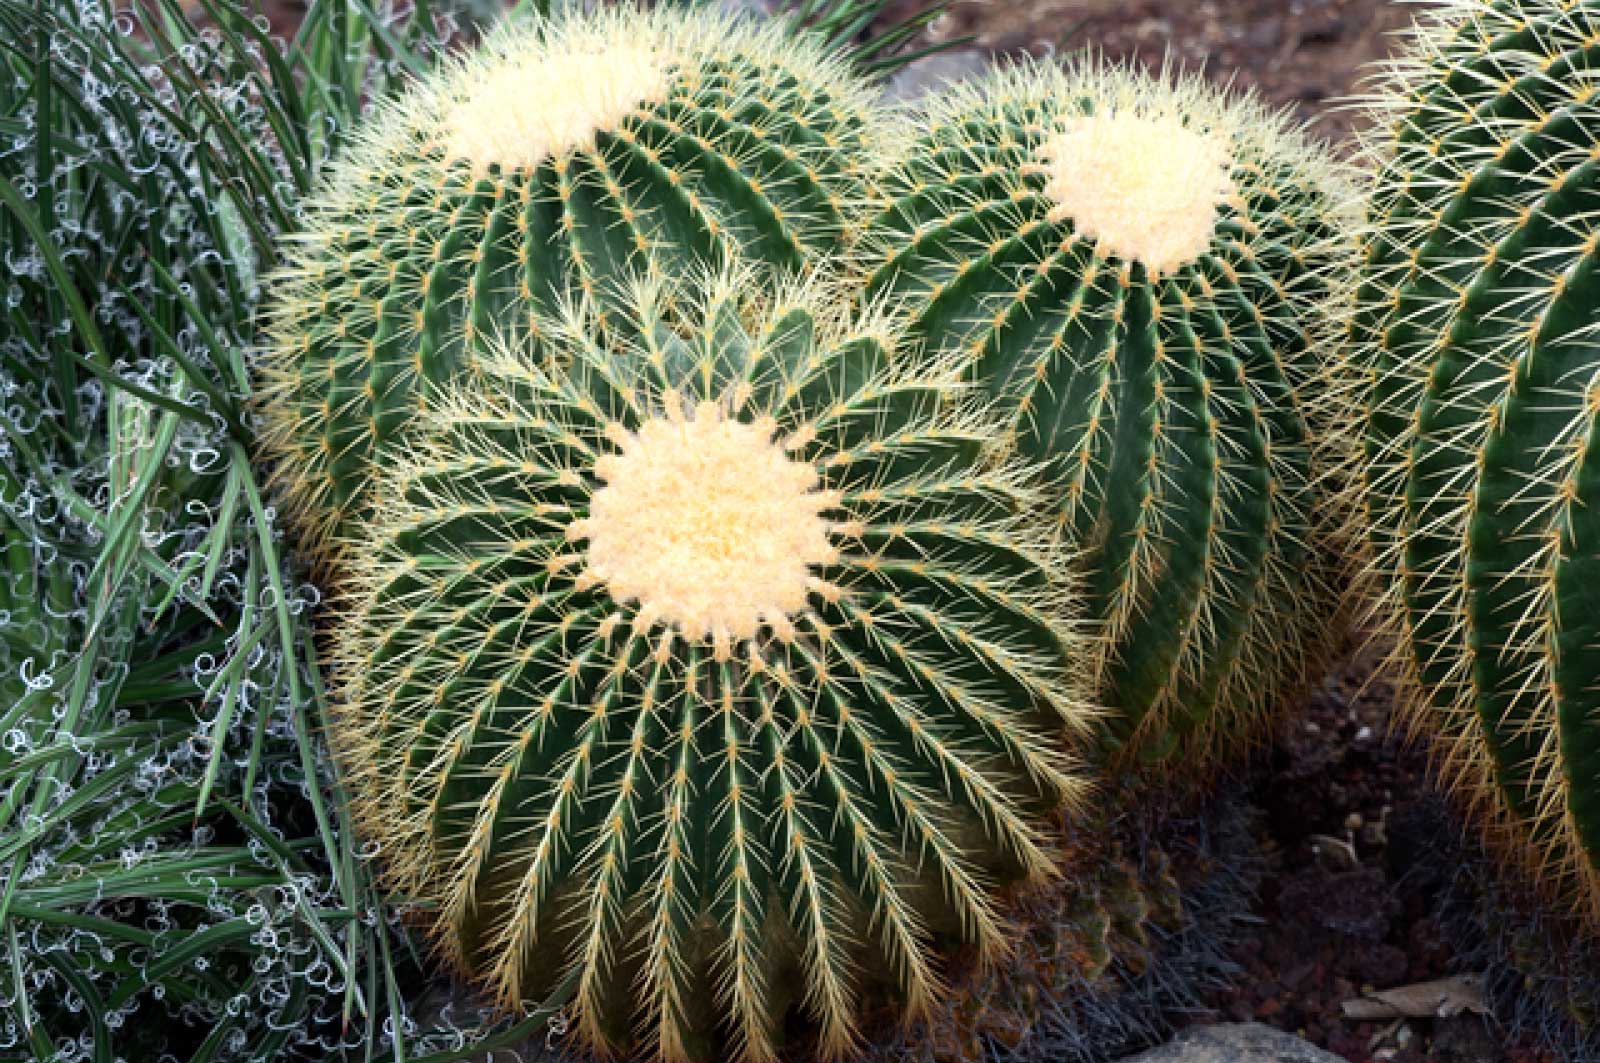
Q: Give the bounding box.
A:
[885,0,1427,141]
[1209,643,1555,1063]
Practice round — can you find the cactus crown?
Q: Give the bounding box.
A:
[857,60,1358,769]
[439,39,671,175]
[576,400,839,647]
[256,3,881,566]
[1029,107,1237,279]
[332,267,1094,1063]
[1349,0,1600,912]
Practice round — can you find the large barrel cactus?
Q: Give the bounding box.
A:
[257,3,879,563]
[332,267,1093,1062]
[856,62,1358,767]
[1350,0,1600,912]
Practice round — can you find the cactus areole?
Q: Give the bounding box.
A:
[333,270,1094,1063]
[257,4,878,564]
[859,61,1355,769]
[1351,0,1600,914]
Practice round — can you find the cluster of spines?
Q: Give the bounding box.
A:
[257,3,880,567]
[1347,0,1600,915]
[330,269,1094,1063]
[856,59,1359,770]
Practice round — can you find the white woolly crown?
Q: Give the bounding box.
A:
[570,400,841,650]
[441,43,672,173]
[1033,112,1235,278]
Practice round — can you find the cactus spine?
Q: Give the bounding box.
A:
[257,4,879,563]
[856,61,1358,768]
[332,267,1094,1063]
[1349,0,1600,913]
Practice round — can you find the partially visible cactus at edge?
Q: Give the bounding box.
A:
[1347,0,1600,916]
[330,265,1095,1063]
[855,60,1362,771]
[257,2,882,566]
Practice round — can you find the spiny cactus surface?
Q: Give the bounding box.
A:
[907,834,1186,1063]
[866,789,1259,1063]
[857,61,1358,768]
[1350,0,1600,914]
[333,268,1093,1063]
[258,3,879,563]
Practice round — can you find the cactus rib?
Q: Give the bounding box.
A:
[1350,0,1600,914]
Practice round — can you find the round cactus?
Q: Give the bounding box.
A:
[257,3,880,564]
[331,266,1094,1063]
[855,60,1359,768]
[1349,0,1600,913]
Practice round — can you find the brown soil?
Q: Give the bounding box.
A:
[1203,644,1557,1063]
[888,0,1427,141]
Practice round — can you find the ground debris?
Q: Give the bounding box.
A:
[1343,975,1490,1021]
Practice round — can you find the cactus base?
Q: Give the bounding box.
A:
[864,787,1261,1063]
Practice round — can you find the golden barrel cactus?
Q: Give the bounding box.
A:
[331,267,1095,1062]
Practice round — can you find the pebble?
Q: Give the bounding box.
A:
[1117,1023,1350,1062]
[881,48,992,104]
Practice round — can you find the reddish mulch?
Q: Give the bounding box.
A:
[1201,645,1555,1063]
[886,0,1426,141]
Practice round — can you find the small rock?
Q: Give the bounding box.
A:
[881,49,991,104]
[1134,17,1173,41]
[717,0,780,17]
[1116,1023,1350,1062]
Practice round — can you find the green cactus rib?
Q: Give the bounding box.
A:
[257,3,879,564]
[856,61,1357,767]
[331,267,1094,1063]
[1351,0,1600,911]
